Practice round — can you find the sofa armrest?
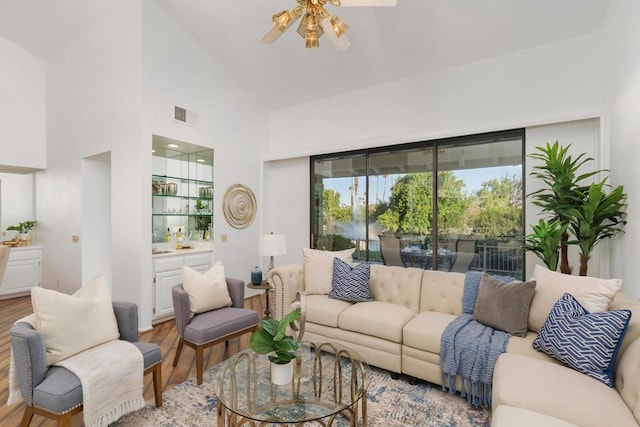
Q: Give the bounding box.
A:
[112,301,138,342]
[268,264,304,320]
[10,322,47,406]
[226,277,246,308]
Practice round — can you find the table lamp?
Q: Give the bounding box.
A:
[258,232,287,271]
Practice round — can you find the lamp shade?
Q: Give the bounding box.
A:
[258,233,287,257]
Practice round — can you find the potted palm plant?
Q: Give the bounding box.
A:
[527,142,627,276]
[250,309,301,385]
[528,141,599,274]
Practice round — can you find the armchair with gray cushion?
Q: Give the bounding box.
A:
[10,302,162,427]
[172,277,260,384]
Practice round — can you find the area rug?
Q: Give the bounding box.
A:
[114,362,490,426]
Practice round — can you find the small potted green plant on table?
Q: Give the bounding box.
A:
[249,309,301,385]
[7,221,37,245]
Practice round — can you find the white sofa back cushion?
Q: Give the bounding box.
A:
[419,270,465,315]
[369,265,422,312]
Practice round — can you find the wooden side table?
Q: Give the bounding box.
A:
[246,280,271,318]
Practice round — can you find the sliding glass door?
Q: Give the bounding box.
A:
[311,129,525,279]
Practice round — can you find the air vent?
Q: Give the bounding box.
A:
[174,106,199,128]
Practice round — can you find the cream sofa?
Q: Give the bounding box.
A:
[268,263,640,427]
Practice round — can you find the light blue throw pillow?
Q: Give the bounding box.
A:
[329,258,374,303]
[532,293,631,387]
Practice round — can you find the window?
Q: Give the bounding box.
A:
[310,129,525,279]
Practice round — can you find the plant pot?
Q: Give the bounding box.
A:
[20,233,29,241]
[270,361,293,385]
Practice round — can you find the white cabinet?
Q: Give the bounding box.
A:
[152,251,213,321]
[0,247,42,297]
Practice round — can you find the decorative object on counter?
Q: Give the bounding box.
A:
[249,309,301,385]
[7,220,37,246]
[251,266,263,285]
[2,238,21,247]
[222,184,257,229]
[258,232,287,271]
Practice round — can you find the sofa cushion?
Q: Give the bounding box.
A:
[473,274,536,337]
[329,258,373,303]
[532,293,631,387]
[305,294,353,328]
[31,275,120,366]
[369,265,423,312]
[338,301,416,343]
[505,332,562,365]
[419,270,465,315]
[303,248,355,295]
[528,264,622,332]
[493,353,638,427]
[403,310,457,354]
[182,261,231,314]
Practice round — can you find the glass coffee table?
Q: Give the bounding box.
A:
[215,341,369,426]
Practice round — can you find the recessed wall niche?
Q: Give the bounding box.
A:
[151,135,214,244]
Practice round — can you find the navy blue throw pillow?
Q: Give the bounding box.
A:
[532,293,631,387]
[329,258,374,303]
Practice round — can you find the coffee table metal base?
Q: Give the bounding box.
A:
[217,398,366,426]
[215,342,368,427]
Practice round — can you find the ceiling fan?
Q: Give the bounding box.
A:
[260,0,398,51]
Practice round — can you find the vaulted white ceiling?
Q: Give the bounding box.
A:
[0,0,611,109]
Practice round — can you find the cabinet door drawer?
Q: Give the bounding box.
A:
[154,269,183,317]
[184,252,212,268]
[2,259,40,291]
[8,249,41,262]
[154,257,184,273]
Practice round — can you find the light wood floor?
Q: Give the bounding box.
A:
[0,293,266,427]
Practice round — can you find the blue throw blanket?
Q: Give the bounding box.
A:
[440,314,509,406]
[442,271,515,406]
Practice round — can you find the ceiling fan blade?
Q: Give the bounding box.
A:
[338,0,398,6]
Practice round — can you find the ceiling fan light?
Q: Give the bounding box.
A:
[260,9,301,44]
[305,31,320,48]
[320,17,351,51]
[330,16,349,38]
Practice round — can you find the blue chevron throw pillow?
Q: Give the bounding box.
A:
[329,258,374,303]
[532,293,631,387]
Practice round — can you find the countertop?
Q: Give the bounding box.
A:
[152,242,213,258]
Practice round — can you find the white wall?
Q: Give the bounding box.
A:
[262,157,309,267]
[604,0,640,296]
[267,31,604,159]
[264,31,608,280]
[0,36,46,171]
[39,0,143,312]
[142,1,269,322]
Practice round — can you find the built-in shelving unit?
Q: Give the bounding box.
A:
[152,135,214,243]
